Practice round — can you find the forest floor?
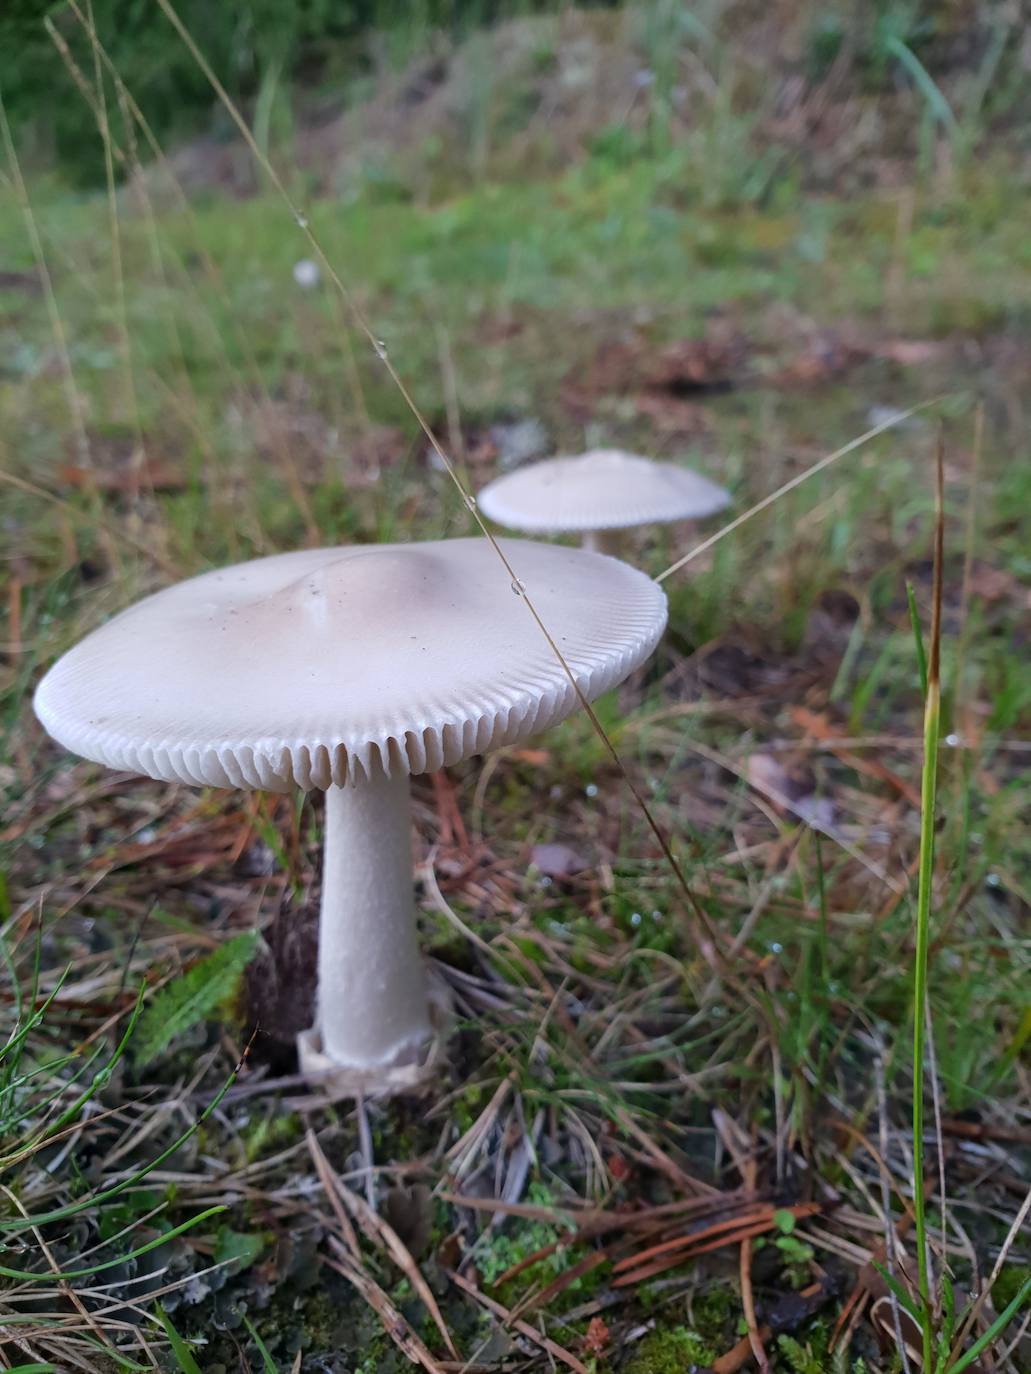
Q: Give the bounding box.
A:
[1,5,1029,1372]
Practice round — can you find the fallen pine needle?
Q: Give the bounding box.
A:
[739,1156,769,1372]
[713,1281,826,1374]
[612,1204,822,1287]
[325,1252,448,1374]
[327,1186,458,1358]
[447,1267,589,1374]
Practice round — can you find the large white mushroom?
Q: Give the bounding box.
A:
[478,449,730,556]
[34,539,667,1096]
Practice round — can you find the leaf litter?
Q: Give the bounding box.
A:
[1,3,1029,1371]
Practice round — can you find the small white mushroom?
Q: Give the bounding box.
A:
[292,258,321,289]
[34,539,667,1097]
[477,449,730,556]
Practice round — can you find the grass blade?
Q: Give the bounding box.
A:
[1,1055,240,1231]
[906,581,928,699]
[884,36,960,137]
[155,1307,204,1374]
[42,984,145,1138]
[243,1314,279,1372]
[911,434,946,1370]
[0,1205,224,1281]
[946,1275,1031,1374]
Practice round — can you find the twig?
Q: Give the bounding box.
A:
[356,1094,376,1209]
[447,1268,588,1374]
[950,1184,1031,1359]
[325,1182,459,1359]
[305,1128,360,1256]
[738,1156,768,1371]
[326,1252,448,1374]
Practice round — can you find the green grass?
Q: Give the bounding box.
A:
[1,3,1029,1370]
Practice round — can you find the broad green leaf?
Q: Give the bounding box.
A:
[214,1225,265,1275]
[773,1208,796,1234]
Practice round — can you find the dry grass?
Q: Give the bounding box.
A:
[1,3,1029,1371]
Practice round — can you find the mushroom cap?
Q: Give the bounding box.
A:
[34,539,666,792]
[477,450,731,534]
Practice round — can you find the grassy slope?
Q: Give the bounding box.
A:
[1,7,1029,1372]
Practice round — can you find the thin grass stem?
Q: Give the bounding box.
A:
[911,433,946,1369]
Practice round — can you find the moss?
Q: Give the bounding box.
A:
[473,1182,602,1314]
[450,1079,487,1135]
[623,1325,715,1372]
[241,1106,301,1163]
[991,1263,1029,1311]
[776,1320,835,1374]
[692,1285,740,1346]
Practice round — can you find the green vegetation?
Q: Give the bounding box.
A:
[622,1323,715,1371]
[1,2,1029,1371]
[134,929,259,1066]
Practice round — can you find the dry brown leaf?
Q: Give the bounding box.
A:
[582,1316,610,1355]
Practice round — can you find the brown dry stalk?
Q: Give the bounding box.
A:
[326,1186,458,1358]
[713,1281,827,1374]
[655,399,946,584]
[326,1253,448,1374]
[447,1268,588,1374]
[305,1128,360,1256]
[739,1155,769,1372]
[612,1204,822,1288]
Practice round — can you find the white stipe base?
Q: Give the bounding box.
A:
[297,973,451,1099]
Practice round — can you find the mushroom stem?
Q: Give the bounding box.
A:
[314,772,433,1070]
[581,528,623,557]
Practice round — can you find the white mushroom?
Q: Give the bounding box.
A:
[477,449,730,556]
[292,258,320,289]
[34,539,667,1096]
